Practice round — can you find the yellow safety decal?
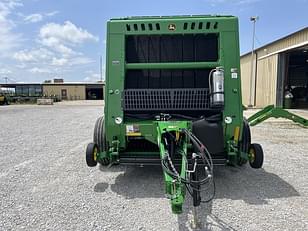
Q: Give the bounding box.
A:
[126,125,141,136]
[126,132,142,137]
[234,126,240,142]
[176,131,180,141]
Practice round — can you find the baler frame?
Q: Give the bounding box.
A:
[86,15,265,216]
[104,15,244,164]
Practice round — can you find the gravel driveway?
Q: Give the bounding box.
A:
[0,103,307,231]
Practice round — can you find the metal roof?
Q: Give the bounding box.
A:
[241,26,308,57]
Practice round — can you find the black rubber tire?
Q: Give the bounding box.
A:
[243,119,251,153]
[238,118,251,165]
[94,116,104,151]
[249,143,264,169]
[93,116,109,166]
[86,142,98,167]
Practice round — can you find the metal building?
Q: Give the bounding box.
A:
[0,82,105,101]
[42,83,104,100]
[241,27,308,109]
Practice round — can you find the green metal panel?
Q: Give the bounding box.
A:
[104,15,244,163]
[126,62,220,70]
[99,15,248,215]
[109,16,238,35]
[105,21,126,148]
[220,29,243,143]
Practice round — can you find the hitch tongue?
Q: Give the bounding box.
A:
[191,207,202,229]
[190,154,203,229]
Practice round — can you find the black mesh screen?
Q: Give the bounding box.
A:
[126,34,218,63]
[125,69,211,89]
[123,88,210,111]
[124,34,218,114]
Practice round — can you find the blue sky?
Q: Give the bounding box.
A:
[0,0,307,83]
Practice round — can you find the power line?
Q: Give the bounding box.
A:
[2,77,17,84]
[255,34,262,47]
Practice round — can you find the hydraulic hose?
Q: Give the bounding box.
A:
[161,129,215,202]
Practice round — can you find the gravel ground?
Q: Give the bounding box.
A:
[0,103,307,231]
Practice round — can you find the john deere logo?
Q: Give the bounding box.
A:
[168,24,176,31]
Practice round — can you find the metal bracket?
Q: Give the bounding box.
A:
[107,140,120,164]
[227,140,238,156]
[156,121,190,214]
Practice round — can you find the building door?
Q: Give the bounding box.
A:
[283,47,308,109]
[277,52,288,107]
[61,89,67,100]
[86,85,104,100]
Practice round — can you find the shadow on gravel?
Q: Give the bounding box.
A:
[98,164,126,173]
[213,165,299,204]
[94,164,299,230]
[178,201,238,231]
[94,182,109,193]
[109,166,165,198]
[177,165,299,231]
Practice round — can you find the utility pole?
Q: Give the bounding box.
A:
[249,16,259,107]
[3,77,8,84]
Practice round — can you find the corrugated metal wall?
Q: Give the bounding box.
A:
[241,54,277,107]
[240,28,308,107]
[240,54,256,106]
[255,54,278,107]
[43,85,86,100]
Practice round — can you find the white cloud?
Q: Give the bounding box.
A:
[0,0,22,53]
[13,50,34,62]
[39,21,98,57]
[13,48,53,62]
[34,21,98,66]
[84,69,104,82]
[23,11,59,23]
[84,73,100,82]
[28,67,51,74]
[40,21,98,45]
[24,13,43,23]
[50,56,94,67]
[0,68,12,75]
[5,0,23,9]
[69,57,94,66]
[51,57,68,66]
[11,19,98,76]
[45,11,59,17]
[13,46,95,68]
[40,36,74,55]
[16,63,26,69]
